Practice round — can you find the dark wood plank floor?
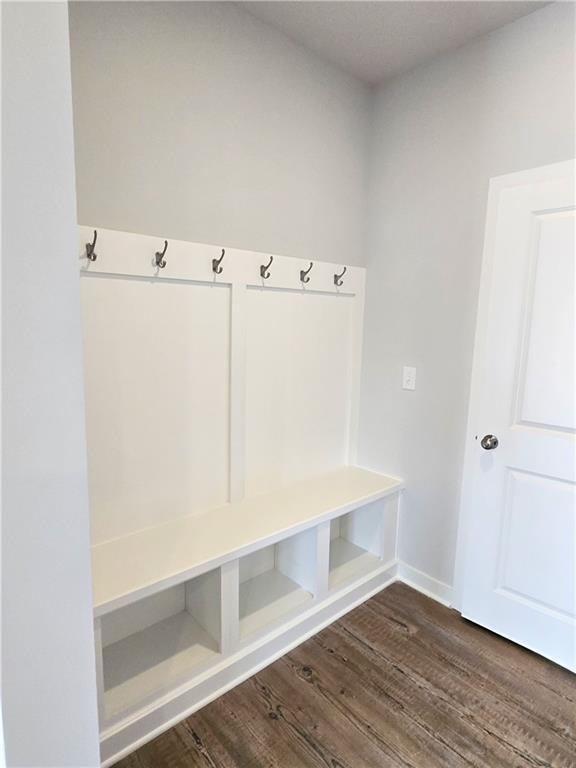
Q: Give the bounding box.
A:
[116,583,576,768]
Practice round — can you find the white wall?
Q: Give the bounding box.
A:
[69,1,575,595]
[1,2,100,765]
[68,1,370,267]
[358,2,576,591]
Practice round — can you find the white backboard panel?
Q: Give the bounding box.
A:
[81,276,230,543]
[245,288,354,496]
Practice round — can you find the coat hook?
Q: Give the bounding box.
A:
[260,255,273,280]
[334,266,347,287]
[300,261,313,284]
[155,240,168,269]
[213,248,225,275]
[86,230,97,262]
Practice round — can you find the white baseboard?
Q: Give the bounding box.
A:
[396,561,453,607]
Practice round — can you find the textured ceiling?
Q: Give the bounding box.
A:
[239,1,547,84]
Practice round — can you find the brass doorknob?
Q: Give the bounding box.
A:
[481,434,499,450]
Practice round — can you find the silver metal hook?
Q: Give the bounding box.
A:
[260,255,273,280]
[86,230,97,262]
[334,266,347,287]
[213,248,225,275]
[155,240,168,269]
[300,261,313,284]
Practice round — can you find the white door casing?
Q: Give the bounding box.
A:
[457,160,576,671]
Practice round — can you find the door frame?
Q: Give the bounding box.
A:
[453,159,575,612]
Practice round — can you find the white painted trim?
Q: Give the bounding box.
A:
[220,560,240,655]
[94,619,106,728]
[315,520,331,600]
[78,226,366,296]
[229,282,247,503]
[396,562,453,607]
[452,159,576,611]
[347,273,366,465]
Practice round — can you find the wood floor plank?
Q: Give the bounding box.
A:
[371,588,576,755]
[114,583,576,768]
[298,626,518,767]
[283,640,471,768]
[374,585,574,698]
[339,599,574,766]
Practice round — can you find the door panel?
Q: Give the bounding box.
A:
[498,470,575,616]
[460,161,575,671]
[519,213,575,431]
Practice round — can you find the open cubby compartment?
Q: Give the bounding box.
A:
[99,568,222,723]
[329,496,398,589]
[239,529,317,639]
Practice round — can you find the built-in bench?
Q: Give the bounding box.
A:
[92,466,402,765]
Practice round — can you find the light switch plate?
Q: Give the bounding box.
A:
[402,366,416,391]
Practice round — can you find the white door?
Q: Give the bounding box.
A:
[459,160,575,671]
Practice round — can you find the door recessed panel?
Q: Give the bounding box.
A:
[519,211,575,432]
[498,469,575,617]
